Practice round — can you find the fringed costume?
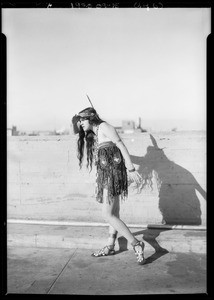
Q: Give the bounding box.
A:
[72,109,128,204]
[95,141,128,204]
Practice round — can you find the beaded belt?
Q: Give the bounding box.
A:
[98,141,115,149]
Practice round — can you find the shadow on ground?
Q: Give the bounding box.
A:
[117,228,170,265]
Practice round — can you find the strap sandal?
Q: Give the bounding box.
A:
[132,241,145,265]
[91,245,115,257]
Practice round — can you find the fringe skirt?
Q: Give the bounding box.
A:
[95,141,128,204]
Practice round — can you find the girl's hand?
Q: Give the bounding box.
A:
[128,170,142,186]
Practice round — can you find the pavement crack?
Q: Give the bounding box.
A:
[30,280,36,287]
[46,248,77,294]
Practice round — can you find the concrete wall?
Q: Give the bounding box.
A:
[7,131,206,226]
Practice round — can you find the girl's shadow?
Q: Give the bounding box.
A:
[117,229,169,265]
[131,134,206,225]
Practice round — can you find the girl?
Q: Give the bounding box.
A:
[72,107,145,264]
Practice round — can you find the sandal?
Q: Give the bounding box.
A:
[91,245,116,257]
[133,241,145,264]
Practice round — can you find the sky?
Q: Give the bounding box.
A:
[2,8,210,132]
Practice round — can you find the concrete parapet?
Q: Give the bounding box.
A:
[7,131,206,225]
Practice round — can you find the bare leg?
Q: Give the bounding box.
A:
[92,189,145,263]
[102,189,137,245]
[107,195,119,248]
[91,194,120,256]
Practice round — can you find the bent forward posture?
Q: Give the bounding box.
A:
[72,107,145,264]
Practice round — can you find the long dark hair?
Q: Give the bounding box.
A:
[75,107,104,170]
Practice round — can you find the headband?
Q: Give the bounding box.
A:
[77,111,95,118]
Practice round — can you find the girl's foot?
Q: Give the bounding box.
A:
[132,241,145,264]
[91,245,115,257]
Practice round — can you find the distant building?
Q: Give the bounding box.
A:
[7,126,19,136]
[117,118,147,134]
[136,117,147,133]
[12,126,19,136]
[122,120,135,134]
[12,126,18,136]
[28,131,39,136]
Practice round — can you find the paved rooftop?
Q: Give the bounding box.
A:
[5,223,207,295]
